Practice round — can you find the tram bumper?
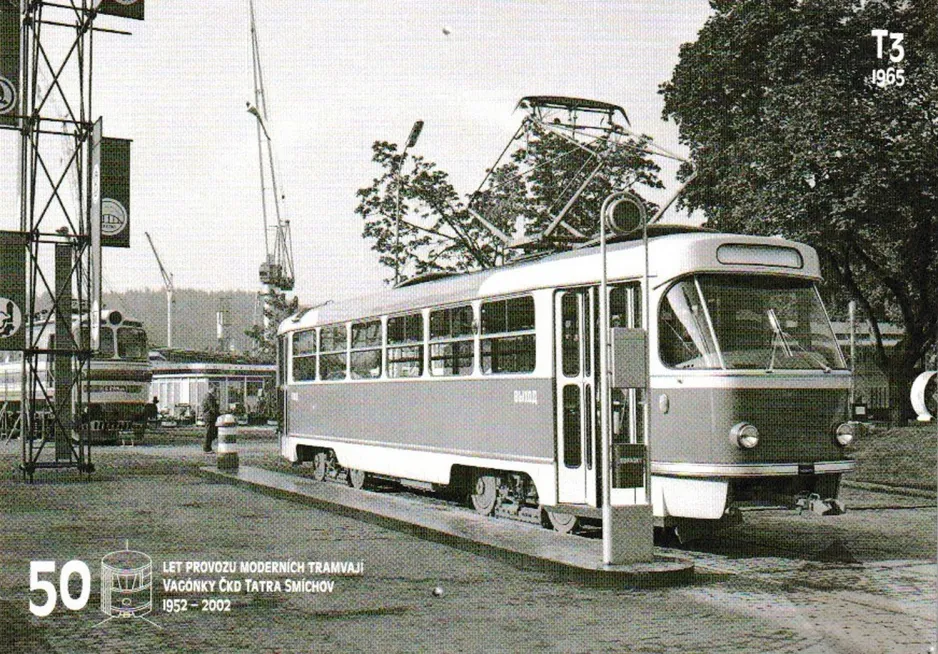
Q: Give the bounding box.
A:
[652,460,854,520]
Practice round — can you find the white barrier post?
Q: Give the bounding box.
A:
[910,371,936,422]
[216,414,239,469]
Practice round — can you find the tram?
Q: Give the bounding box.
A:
[278,228,857,535]
[0,309,152,443]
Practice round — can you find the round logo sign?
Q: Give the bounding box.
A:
[113,0,140,4]
[0,297,23,340]
[101,198,129,237]
[0,76,16,115]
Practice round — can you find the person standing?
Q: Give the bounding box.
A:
[202,388,220,452]
[144,396,159,423]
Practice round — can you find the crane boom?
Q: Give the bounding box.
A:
[145,231,175,348]
[247,0,295,293]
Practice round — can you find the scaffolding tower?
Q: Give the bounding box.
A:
[0,1,139,480]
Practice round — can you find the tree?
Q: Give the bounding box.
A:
[244,289,298,360]
[660,0,937,420]
[354,124,662,283]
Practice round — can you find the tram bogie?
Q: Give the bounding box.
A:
[279,230,856,534]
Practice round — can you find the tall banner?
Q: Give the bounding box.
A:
[89,119,102,351]
[97,0,145,21]
[0,231,27,351]
[100,137,132,248]
[0,2,19,128]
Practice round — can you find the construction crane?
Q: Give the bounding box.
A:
[247,0,295,305]
[145,231,175,348]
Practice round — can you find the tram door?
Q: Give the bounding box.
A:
[555,289,598,506]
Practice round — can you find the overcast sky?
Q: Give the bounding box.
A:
[0,1,713,306]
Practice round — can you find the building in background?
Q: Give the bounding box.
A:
[831,321,904,421]
[149,349,275,424]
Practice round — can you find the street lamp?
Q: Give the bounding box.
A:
[394,120,424,287]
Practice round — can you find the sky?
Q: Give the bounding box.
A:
[0,1,714,306]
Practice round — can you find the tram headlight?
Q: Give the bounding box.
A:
[729,422,760,449]
[833,421,859,447]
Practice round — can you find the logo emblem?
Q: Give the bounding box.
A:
[112,0,141,4]
[0,76,16,115]
[101,198,129,237]
[0,297,22,339]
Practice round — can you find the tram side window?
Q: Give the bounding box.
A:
[480,296,535,374]
[429,305,474,376]
[610,283,641,328]
[387,313,423,378]
[319,324,348,380]
[292,330,317,381]
[350,320,382,379]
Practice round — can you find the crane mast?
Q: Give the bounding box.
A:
[248,0,295,304]
[145,231,175,348]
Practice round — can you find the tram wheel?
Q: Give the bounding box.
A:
[469,474,499,515]
[545,510,580,534]
[311,452,328,482]
[347,468,368,490]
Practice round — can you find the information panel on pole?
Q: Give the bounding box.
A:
[0,231,27,351]
[97,0,145,21]
[0,2,19,128]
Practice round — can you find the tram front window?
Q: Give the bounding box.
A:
[660,275,845,371]
[116,327,148,361]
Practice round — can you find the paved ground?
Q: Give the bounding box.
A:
[0,433,934,653]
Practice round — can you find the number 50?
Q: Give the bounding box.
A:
[29,560,91,617]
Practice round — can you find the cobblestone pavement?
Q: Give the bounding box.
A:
[0,438,934,653]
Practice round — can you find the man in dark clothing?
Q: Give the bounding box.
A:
[202,389,220,452]
[144,396,159,423]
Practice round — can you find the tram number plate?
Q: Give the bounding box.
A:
[798,463,815,476]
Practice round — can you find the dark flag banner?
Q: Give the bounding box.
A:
[97,0,145,21]
[100,137,132,248]
[0,231,27,351]
[0,2,19,127]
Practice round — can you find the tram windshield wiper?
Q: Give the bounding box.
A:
[766,308,830,372]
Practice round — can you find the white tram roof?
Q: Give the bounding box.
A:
[280,231,820,334]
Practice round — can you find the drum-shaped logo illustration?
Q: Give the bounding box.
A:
[0,297,22,340]
[101,198,129,237]
[100,549,153,618]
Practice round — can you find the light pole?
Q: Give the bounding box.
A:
[394,120,424,287]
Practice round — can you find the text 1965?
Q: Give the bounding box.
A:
[871,68,905,87]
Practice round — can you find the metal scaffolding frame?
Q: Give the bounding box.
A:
[4,0,103,479]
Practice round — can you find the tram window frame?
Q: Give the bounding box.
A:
[387,312,424,379]
[350,319,382,379]
[658,278,720,370]
[291,329,317,382]
[319,324,349,381]
[429,304,475,377]
[480,295,536,375]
